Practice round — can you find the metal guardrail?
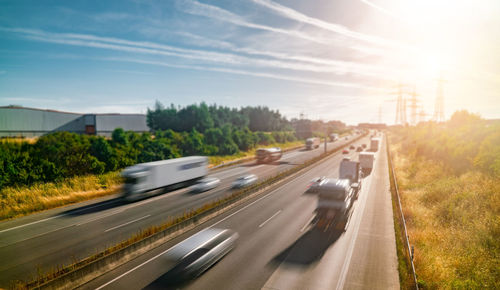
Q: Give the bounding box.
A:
[386,135,419,289]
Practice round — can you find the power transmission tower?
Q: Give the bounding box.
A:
[394,83,407,125]
[434,77,445,122]
[407,86,420,126]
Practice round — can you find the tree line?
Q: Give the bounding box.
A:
[147,101,292,132]
[0,127,296,188]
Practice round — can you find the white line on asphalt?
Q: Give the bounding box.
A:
[258,210,282,228]
[76,209,125,226]
[336,141,379,290]
[300,214,316,232]
[104,215,151,233]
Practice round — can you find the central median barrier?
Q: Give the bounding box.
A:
[21,133,367,290]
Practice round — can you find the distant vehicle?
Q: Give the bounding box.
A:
[329,133,339,142]
[256,147,282,163]
[349,145,355,150]
[359,152,375,174]
[162,228,239,281]
[312,179,355,232]
[370,138,381,152]
[305,137,321,150]
[339,157,361,199]
[190,177,221,193]
[306,176,328,193]
[121,156,208,201]
[361,144,367,149]
[356,146,363,152]
[342,149,349,154]
[232,174,258,189]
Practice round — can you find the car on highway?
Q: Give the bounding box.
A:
[349,145,355,150]
[356,146,363,152]
[342,149,349,154]
[232,174,258,189]
[162,228,239,281]
[362,144,367,149]
[306,176,328,193]
[190,177,221,193]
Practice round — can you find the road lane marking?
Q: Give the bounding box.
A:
[336,140,379,290]
[76,209,126,226]
[104,215,151,233]
[300,214,316,232]
[258,210,282,228]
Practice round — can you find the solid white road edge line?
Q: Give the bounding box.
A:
[258,210,282,228]
[104,215,151,233]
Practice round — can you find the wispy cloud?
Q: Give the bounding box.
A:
[250,0,414,51]
[1,26,404,81]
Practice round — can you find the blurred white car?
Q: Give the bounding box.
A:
[190,177,220,193]
[306,176,328,193]
[232,174,258,189]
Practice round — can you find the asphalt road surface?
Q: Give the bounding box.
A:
[81,134,398,290]
[0,134,364,287]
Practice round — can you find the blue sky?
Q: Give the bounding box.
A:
[0,0,499,125]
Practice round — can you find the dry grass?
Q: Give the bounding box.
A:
[208,141,303,167]
[0,172,122,220]
[391,142,500,289]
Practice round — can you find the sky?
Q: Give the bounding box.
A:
[0,0,499,125]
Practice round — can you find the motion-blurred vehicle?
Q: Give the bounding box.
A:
[329,133,339,142]
[312,179,355,232]
[349,145,355,150]
[342,149,349,154]
[361,144,367,149]
[306,176,328,193]
[232,174,258,188]
[256,147,282,163]
[339,157,361,199]
[359,152,375,174]
[162,228,239,281]
[356,146,363,152]
[190,177,220,193]
[370,137,381,152]
[305,137,321,150]
[121,156,208,201]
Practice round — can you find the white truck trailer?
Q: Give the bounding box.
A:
[339,157,361,199]
[255,147,282,163]
[312,179,355,232]
[121,156,208,201]
[306,137,321,150]
[370,137,381,152]
[359,152,375,174]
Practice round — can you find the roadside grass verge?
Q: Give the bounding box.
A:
[389,137,500,289]
[0,141,303,221]
[0,172,122,220]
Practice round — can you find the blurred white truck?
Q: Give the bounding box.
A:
[121,156,208,201]
[255,147,282,163]
[339,157,361,199]
[359,152,375,174]
[370,137,381,152]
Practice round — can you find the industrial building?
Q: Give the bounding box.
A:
[0,106,149,137]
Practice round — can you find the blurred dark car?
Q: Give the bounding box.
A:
[342,149,349,154]
[356,146,363,152]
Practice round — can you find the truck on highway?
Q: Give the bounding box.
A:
[329,133,339,142]
[255,147,283,163]
[121,156,208,201]
[370,137,381,152]
[359,152,375,174]
[312,179,355,232]
[305,137,321,150]
[339,157,361,199]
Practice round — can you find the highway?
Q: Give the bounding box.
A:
[0,135,361,287]
[81,134,399,290]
